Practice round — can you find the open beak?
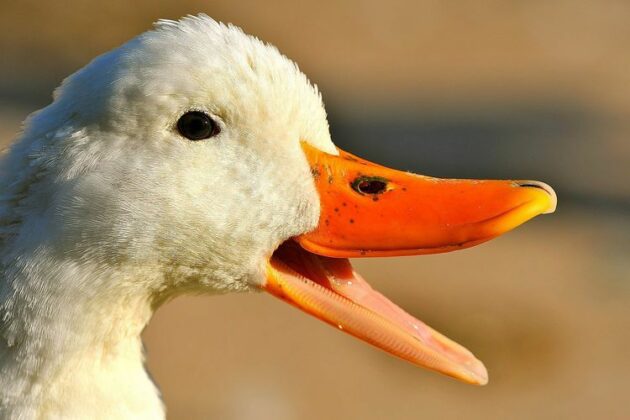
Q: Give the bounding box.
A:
[263,141,556,385]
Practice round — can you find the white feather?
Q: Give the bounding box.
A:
[0,15,334,419]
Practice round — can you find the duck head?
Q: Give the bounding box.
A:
[4,15,556,387]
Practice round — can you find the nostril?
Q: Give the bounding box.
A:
[515,180,558,214]
[351,176,388,195]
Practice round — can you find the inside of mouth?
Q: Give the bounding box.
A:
[270,240,483,370]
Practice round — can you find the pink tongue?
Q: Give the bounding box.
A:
[314,256,478,366]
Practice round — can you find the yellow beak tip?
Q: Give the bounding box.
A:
[517,180,557,214]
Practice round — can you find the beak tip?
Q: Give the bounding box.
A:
[465,359,489,386]
[516,180,557,214]
[476,371,489,386]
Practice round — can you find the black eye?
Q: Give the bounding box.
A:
[351,176,388,195]
[177,111,220,140]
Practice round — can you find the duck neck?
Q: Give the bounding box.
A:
[0,254,165,419]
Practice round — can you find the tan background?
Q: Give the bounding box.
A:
[1,1,629,419]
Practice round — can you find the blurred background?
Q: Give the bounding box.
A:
[1,1,629,419]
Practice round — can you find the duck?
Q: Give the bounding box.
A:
[0,15,557,419]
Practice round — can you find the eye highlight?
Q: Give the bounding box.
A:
[177,111,220,140]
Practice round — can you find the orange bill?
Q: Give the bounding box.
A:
[263,141,556,385]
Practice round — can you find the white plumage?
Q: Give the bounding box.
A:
[0,15,332,418]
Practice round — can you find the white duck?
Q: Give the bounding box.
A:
[0,15,556,419]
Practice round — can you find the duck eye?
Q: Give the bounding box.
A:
[177,111,220,140]
[351,176,388,195]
